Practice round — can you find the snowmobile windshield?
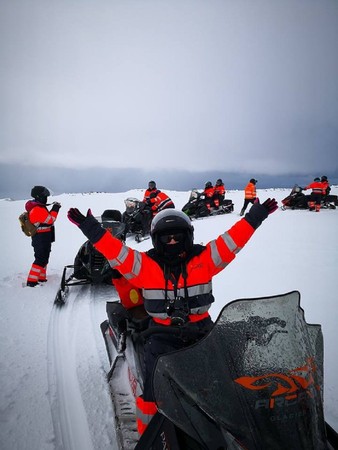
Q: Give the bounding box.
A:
[124,198,140,213]
[153,291,327,450]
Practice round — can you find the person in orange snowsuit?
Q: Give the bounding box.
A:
[203,181,215,211]
[142,180,175,217]
[240,179,257,216]
[26,186,61,286]
[303,178,326,212]
[320,175,331,200]
[67,197,278,436]
[213,178,226,208]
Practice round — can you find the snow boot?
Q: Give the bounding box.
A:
[39,265,47,282]
[27,263,44,286]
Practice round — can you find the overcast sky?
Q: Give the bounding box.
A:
[1,0,338,197]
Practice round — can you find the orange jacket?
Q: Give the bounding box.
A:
[304,181,325,195]
[203,186,215,199]
[146,190,174,214]
[111,276,143,309]
[26,201,59,233]
[143,188,157,202]
[214,184,225,197]
[94,217,255,325]
[244,182,256,200]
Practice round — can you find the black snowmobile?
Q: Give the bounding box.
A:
[54,210,125,305]
[122,197,152,242]
[182,189,234,219]
[281,185,337,210]
[100,291,338,449]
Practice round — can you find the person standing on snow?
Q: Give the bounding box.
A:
[303,177,326,212]
[26,186,61,286]
[240,178,257,216]
[67,196,278,435]
[142,180,175,217]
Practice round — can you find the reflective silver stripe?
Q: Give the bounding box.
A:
[107,245,130,267]
[142,283,212,300]
[45,213,54,224]
[190,305,210,314]
[209,240,224,267]
[136,409,154,425]
[123,251,142,280]
[221,231,240,253]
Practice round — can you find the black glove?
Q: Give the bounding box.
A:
[245,198,278,229]
[51,202,61,213]
[68,208,89,226]
[67,208,106,243]
[149,192,157,199]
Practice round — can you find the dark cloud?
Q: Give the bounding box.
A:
[1,163,337,200]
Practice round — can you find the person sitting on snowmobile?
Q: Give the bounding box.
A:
[142,180,175,217]
[203,181,215,212]
[67,196,278,436]
[303,177,326,212]
[321,175,331,198]
[213,178,226,209]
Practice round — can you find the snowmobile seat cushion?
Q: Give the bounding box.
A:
[127,305,150,331]
[101,209,122,222]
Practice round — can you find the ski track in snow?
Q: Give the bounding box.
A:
[47,283,119,450]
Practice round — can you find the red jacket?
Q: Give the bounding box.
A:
[244,182,256,200]
[304,181,325,195]
[144,190,174,215]
[214,184,225,197]
[94,218,255,325]
[25,201,59,233]
[203,186,215,199]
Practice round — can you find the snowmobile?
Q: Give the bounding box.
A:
[182,189,234,219]
[122,197,152,243]
[54,210,126,305]
[281,185,337,210]
[100,290,338,449]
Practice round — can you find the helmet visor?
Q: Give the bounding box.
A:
[159,232,185,244]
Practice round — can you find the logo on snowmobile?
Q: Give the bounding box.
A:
[234,357,320,410]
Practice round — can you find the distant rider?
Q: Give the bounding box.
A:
[240,178,257,216]
[304,177,326,212]
[142,180,175,217]
[213,178,226,209]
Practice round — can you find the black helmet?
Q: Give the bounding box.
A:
[151,209,194,256]
[250,178,257,184]
[31,186,50,204]
[216,178,223,186]
[314,177,320,182]
[148,180,156,190]
[205,181,212,189]
[321,175,328,182]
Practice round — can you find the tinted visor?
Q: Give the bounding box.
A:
[148,182,156,190]
[159,232,185,244]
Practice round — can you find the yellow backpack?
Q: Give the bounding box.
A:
[19,212,38,237]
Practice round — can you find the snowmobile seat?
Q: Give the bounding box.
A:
[101,209,122,222]
[127,305,150,332]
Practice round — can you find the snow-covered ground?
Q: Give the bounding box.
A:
[1,187,337,449]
